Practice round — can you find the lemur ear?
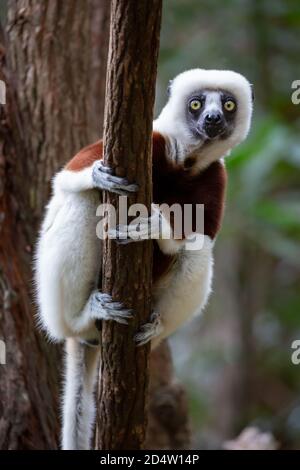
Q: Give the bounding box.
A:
[250,84,255,102]
[167,79,173,97]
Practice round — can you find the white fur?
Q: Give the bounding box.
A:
[152,236,213,349]
[35,177,101,342]
[54,167,94,194]
[35,169,102,450]
[154,68,253,170]
[62,338,99,450]
[35,68,253,450]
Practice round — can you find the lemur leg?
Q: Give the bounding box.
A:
[68,290,133,334]
[109,205,182,348]
[50,160,137,337]
[54,160,138,195]
[62,339,100,450]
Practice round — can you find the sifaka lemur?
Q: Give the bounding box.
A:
[35,69,253,449]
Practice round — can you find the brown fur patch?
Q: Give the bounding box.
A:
[152,135,227,240]
[65,141,103,171]
[152,131,227,284]
[152,242,176,285]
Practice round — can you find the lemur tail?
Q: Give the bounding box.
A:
[62,338,100,450]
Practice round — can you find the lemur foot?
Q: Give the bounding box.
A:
[89,290,133,325]
[92,161,139,196]
[109,205,164,244]
[135,311,163,346]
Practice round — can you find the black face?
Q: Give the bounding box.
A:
[186,90,237,140]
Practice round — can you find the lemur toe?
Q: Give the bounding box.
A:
[90,291,133,324]
[134,311,163,346]
[92,161,139,195]
[108,228,134,245]
[97,162,114,175]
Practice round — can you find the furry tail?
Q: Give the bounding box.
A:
[62,338,100,450]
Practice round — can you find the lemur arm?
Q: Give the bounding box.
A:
[54,140,137,195]
[54,141,103,193]
[56,135,177,254]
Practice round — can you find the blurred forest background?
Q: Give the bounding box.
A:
[0,0,300,450]
[156,0,300,449]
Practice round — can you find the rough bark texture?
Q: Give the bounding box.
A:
[96,0,162,450]
[0,0,109,449]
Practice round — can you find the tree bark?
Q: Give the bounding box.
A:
[96,0,162,450]
[0,0,109,449]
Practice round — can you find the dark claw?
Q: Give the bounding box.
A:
[115,238,133,245]
[105,174,128,185]
[105,301,123,310]
[112,230,134,245]
[99,161,114,175]
[95,292,111,303]
[121,182,139,193]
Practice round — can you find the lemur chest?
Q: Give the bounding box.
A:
[152,159,226,283]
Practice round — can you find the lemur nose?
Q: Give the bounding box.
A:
[205,112,222,125]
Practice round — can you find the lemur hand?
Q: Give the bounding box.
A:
[108,204,169,244]
[92,161,139,196]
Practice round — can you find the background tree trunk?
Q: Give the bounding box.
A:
[96,0,162,450]
[0,0,109,449]
[146,342,191,449]
[0,0,191,450]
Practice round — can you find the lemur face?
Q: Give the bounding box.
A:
[154,69,253,171]
[186,90,237,141]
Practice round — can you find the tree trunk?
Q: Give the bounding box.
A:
[96,0,162,450]
[0,0,109,449]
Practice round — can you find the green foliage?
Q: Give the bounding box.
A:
[227,118,300,263]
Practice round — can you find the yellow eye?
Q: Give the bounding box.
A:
[189,99,201,111]
[224,100,236,112]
